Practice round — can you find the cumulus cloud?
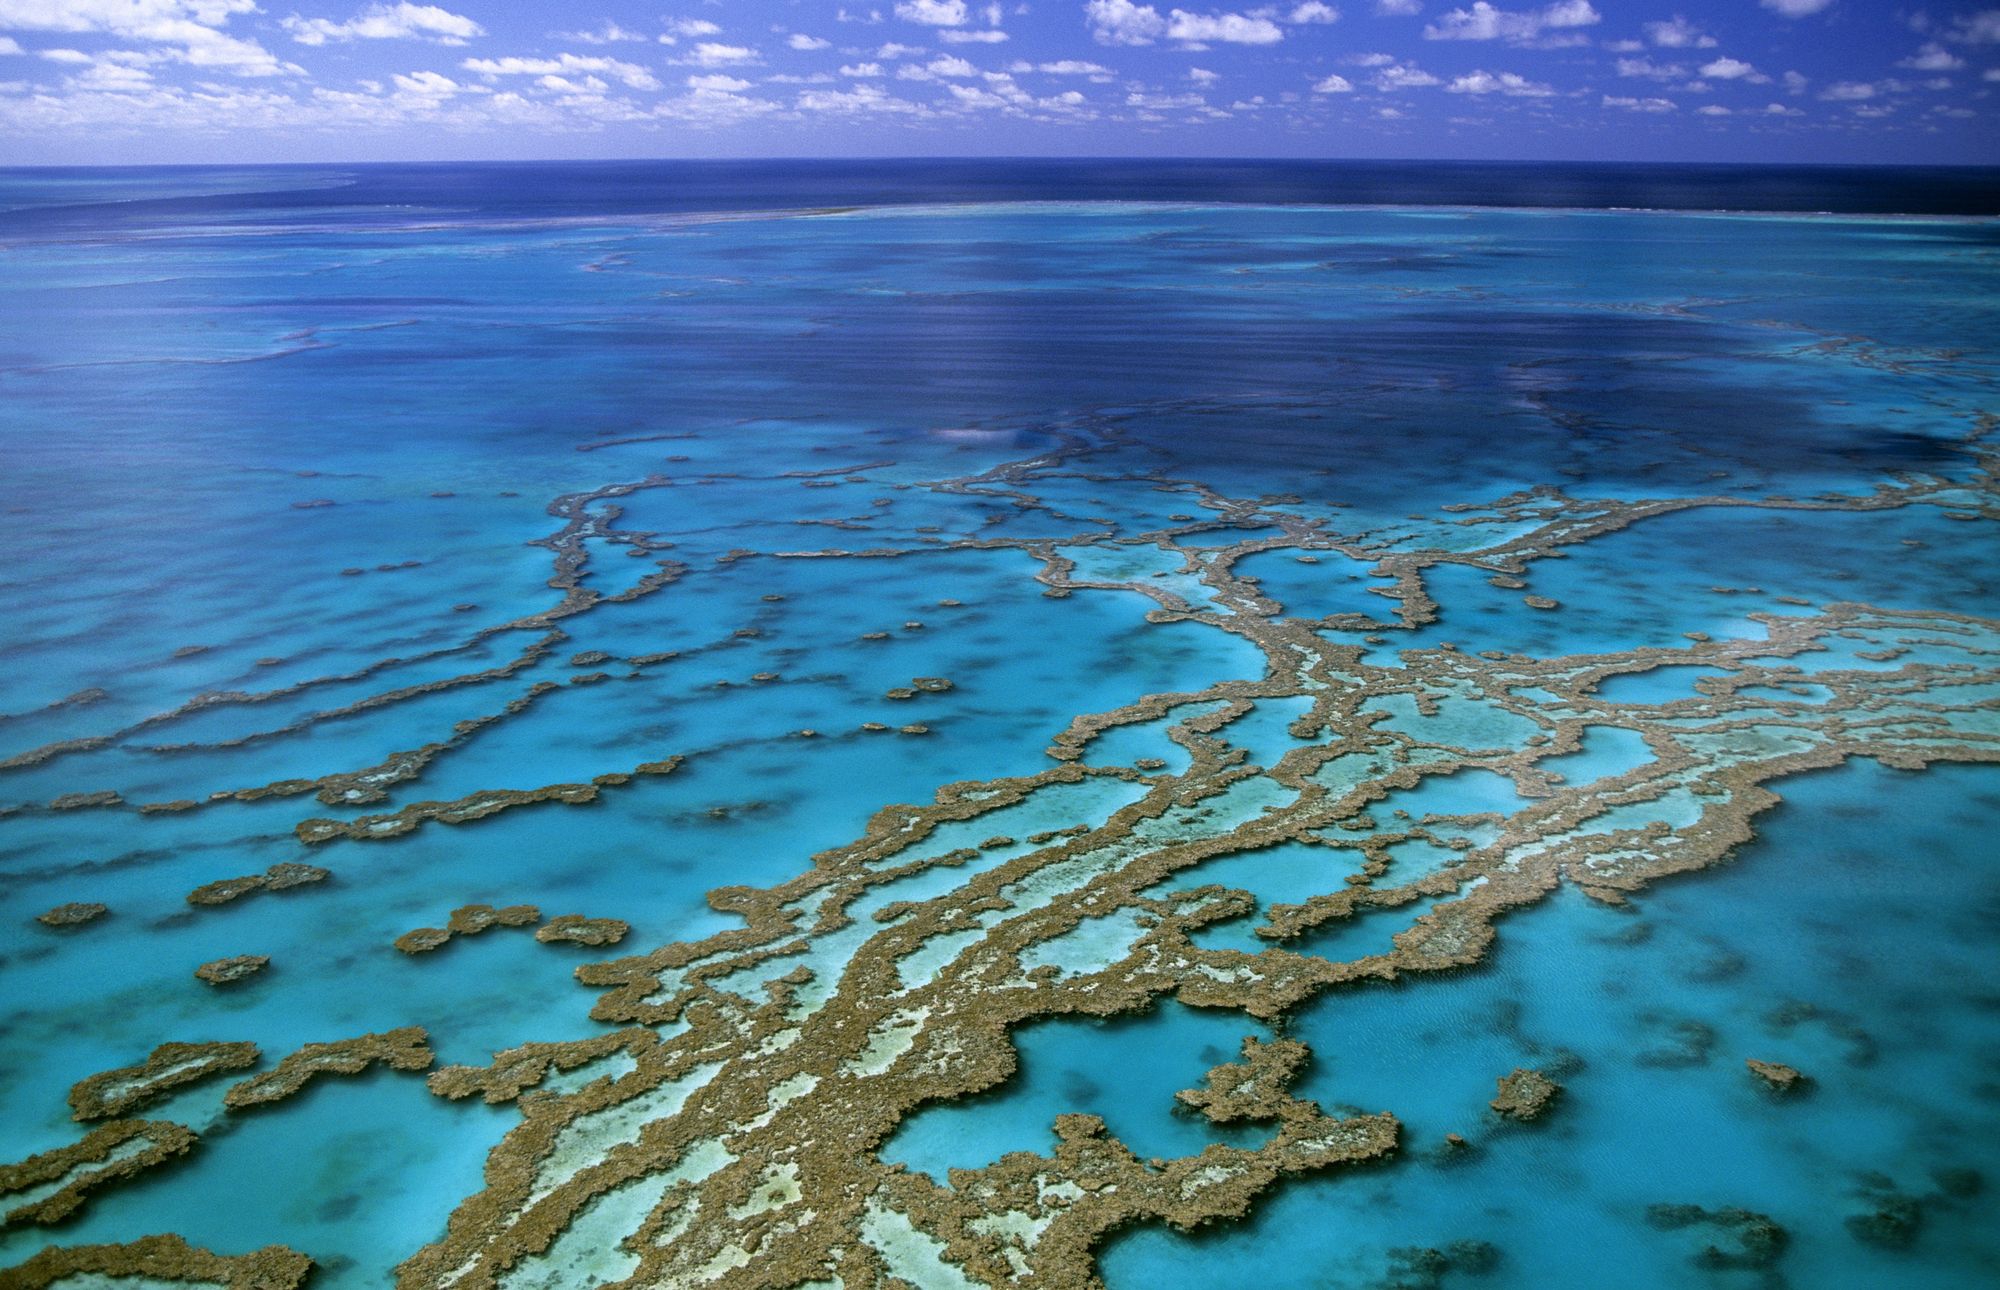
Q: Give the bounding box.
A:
[1289,2,1340,23]
[1311,72,1354,90]
[941,28,1009,41]
[839,61,883,75]
[1602,93,1675,111]
[0,0,299,76]
[895,0,968,24]
[553,21,648,45]
[1820,80,1875,99]
[898,52,977,77]
[1946,11,2000,42]
[282,3,482,46]
[653,18,722,48]
[1642,15,1714,48]
[787,33,831,50]
[1086,0,1167,44]
[1616,57,1683,79]
[1445,68,1553,94]
[1699,56,1766,82]
[679,42,756,67]
[1423,0,1597,43]
[1376,0,1422,12]
[462,53,661,90]
[1759,0,1833,15]
[1372,60,1440,87]
[1898,42,1964,70]
[1086,1,1283,45]
[0,34,20,53]
[1167,10,1284,44]
[798,81,929,111]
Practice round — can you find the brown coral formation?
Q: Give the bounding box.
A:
[396,904,541,954]
[34,902,106,928]
[223,1027,435,1111]
[1489,1068,1561,1121]
[67,1041,261,1120]
[0,1121,197,1226]
[0,1233,312,1290]
[535,915,630,947]
[187,862,329,907]
[1745,1058,1806,1092]
[194,955,268,985]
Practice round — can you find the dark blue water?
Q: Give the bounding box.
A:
[3,159,1999,242]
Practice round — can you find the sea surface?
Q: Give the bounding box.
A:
[0,160,1996,1290]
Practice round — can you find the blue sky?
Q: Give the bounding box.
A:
[1,0,1996,164]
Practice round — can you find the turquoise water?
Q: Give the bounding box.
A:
[0,168,1995,1288]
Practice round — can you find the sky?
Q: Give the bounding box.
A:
[0,0,1997,165]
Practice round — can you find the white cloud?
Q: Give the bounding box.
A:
[1312,71,1354,90]
[1125,87,1205,107]
[1036,58,1112,74]
[681,42,756,67]
[1289,2,1340,22]
[895,0,967,24]
[1445,67,1553,94]
[0,34,20,53]
[1696,103,1729,115]
[553,21,648,45]
[1167,10,1285,44]
[1898,42,1964,70]
[898,52,977,77]
[1947,11,2000,42]
[1602,93,1674,111]
[798,81,929,111]
[1086,0,1167,44]
[1759,0,1833,15]
[1188,64,1218,82]
[787,33,831,50]
[876,42,925,57]
[390,69,459,97]
[941,28,1009,40]
[1642,15,1714,48]
[1616,57,1683,79]
[1373,61,1439,87]
[1987,67,2000,81]
[839,61,883,75]
[685,72,749,91]
[1423,0,1598,43]
[0,0,299,77]
[1376,0,1421,12]
[282,3,482,46]
[659,18,722,43]
[1699,56,1765,82]
[1782,69,1807,94]
[462,53,661,90]
[1820,80,1875,99]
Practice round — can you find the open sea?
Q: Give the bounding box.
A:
[0,160,1996,1290]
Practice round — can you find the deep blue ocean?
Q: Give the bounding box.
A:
[1,161,1996,1290]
